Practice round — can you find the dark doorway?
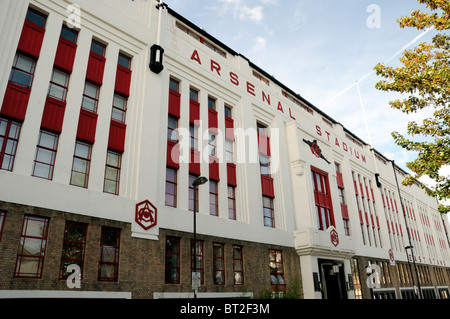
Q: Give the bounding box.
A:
[319,259,347,299]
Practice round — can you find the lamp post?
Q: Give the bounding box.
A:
[192,176,208,299]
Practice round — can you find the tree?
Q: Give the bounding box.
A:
[374,0,450,214]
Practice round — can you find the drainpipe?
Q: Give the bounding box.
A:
[391,160,422,299]
[150,0,166,73]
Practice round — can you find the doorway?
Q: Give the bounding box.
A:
[319,259,347,299]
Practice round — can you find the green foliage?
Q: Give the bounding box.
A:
[374,0,450,214]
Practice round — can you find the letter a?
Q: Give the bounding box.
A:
[366,4,381,29]
[191,50,202,65]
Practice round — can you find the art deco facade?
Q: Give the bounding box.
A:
[0,0,449,299]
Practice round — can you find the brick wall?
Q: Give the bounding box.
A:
[0,201,303,299]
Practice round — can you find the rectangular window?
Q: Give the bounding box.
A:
[228,186,236,220]
[213,243,225,285]
[98,227,121,282]
[32,130,59,180]
[0,118,21,171]
[209,181,219,216]
[111,94,127,123]
[70,141,92,188]
[233,246,244,285]
[91,40,106,57]
[0,211,6,241]
[103,150,121,195]
[226,140,234,163]
[260,154,270,176]
[167,116,178,142]
[81,82,100,113]
[169,78,179,92]
[190,87,198,101]
[26,7,47,28]
[312,167,334,231]
[191,240,204,284]
[165,167,177,207]
[224,105,232,118]
[14,215,50,278]
[263,196,275,228]
[269,249,285,297]
[118,53,131,69]
[48,69,69,101]
[60,24,78,43]
[208,96,216,110]
[189,174,198,212]
[208,133,216,157]
[59,221,87,279]
[8,53,36,88]
[190,125,198,150]
[165,236,180,284]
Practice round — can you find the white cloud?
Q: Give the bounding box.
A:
[239,5,264,23]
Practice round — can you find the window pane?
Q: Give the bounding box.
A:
[91,40,106,56]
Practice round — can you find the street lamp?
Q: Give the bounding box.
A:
[192,176,208,299]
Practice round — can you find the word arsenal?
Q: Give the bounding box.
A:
[190,49,297,121]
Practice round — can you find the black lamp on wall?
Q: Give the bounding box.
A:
[150,44,164,74]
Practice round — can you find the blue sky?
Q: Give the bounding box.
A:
[163,1,444,194]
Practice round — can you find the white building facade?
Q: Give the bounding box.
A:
[0,0,449,299]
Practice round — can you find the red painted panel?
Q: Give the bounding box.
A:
[168,89,180,118]
[208,108,218,132]
[190,100,200,125]
[76,108,98,144]
[336,171,344,188]
[115,65,132,97]
[54,37,77,73]
[353,180,358,195]
[358,210,363,224]
[341,203,349,220]
[189,148,201,175]
[209,157,220,181]
[85,52,106,85]
[258,132,271,156]
[40,96,66,133]
[225,116,234,140]
[0,83,31,121]
[167,140,180,169]
[227,163,237,187]
[108,120,126,153]
[17,20,45,58]
[261,175,275,198]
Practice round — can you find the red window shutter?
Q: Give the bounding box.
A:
[166,140,180,169]
[17,20,45,58]
[209,157,220,181]
[261,175,275,198]
[353,180,358,195]
[0,83,31,121]
[358,210,364,224]
[108,120,126,153]
[54,37,77,73]
[227,163,237,187]
[40,96,66,133]
[376,216,380,229]
[189,148,201,175]
[336,171,344,188]
[168,89,181,118]
[76,109,98,143]
[359,183,365,198]
[258,132,271,156]
[208,108,218,132]
[340,203,349,220]
[190,100,200,124]
[225,116,234,140]
[85,52,106,85]
[115,65,132,97]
